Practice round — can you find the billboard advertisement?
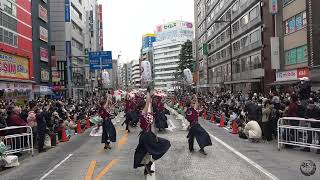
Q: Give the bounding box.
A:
[40,47,48,62]
[0,52,29,80]
[142,34,156,52]
[156,20,193,33]
[39,4,48,22]
[40,26,48,42]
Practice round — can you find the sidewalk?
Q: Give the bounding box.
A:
[0,128,92,175]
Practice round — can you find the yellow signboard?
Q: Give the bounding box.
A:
[143,33,156,37]
[0,52,29,80]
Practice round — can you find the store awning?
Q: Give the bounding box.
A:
[224,79,261,85]
[268,80,299,86]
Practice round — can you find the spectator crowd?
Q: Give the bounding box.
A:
[168,79,320,154]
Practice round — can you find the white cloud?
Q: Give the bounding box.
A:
[97,0,194,63]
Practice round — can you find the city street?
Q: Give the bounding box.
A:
[1,111,320,180]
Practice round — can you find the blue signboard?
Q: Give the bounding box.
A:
[142,36,156,49]
[89,51,113,70]
[65,0,70,22]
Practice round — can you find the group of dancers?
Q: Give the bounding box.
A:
[98,88,212,175]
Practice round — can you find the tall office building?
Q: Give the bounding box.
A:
[153,20,193,91]
[49,0,101,99]
[194,0,275,93]
[120,62,132,89]
[0,0,34,101]
[131,60,140,88]
[32,0,51,96]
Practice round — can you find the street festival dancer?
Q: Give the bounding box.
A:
[100,94,116,150]
[152,94,170,132]
[185,95,212,155]
[133,88,171,175]
[123,95,133,133]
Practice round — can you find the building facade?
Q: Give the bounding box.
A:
[49,0,101,99]
[194,0,275,93]
[271,0,309,88]
[120,62,132,89]
[153,20,193,91]
[32,0,51,96]
[131,60,140,88]
[0,0,34,102]
[306,0,320,90]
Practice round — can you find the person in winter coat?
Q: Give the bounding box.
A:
[7,107,26,127]
[27,109,37,128]
[0,109,7,129]
[36,106,50,153]
[244,120,262,142]
[301,99,320,154]
[261,99,272,141]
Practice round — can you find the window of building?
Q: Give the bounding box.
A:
[240,14,249,27]
[72,21,83,35]
[233,41,240,52]
[221,32,225,42]
[284,11,307,35]
[296,45,308,63]
[72,38,83,51]
[71,5,82,20]
[250,30,259,43]
[240,0,247,6]
[0,27,18,47]
[220,0,225,9]
[233,60,240,73]
[232,1,239,15]
[232,21,239,34]
[4,0,17,16]
[252,54,261,69]
[302,12,307,26]
[241,57,249,72]
[240,36,249,48]
[284,0,295,6]
[0,12,17,31]
[295,13,303,30]
[249,6,258,21]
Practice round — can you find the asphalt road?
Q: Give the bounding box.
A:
[1,111,319,180]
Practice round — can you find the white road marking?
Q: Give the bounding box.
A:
[206,131,279,180]
[166,119,176,132]
[147,163,156,180]
[223,127,229,131]
[39,154,73,180]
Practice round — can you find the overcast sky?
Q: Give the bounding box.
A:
[97,0,194,64]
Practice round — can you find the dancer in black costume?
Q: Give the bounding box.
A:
[186,95,212,155]
[153,96,169,132]
[133,88,171,175]
[100,95,116,149]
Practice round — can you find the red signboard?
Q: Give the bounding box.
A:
[40,47,48,62]
[297,68,309,79]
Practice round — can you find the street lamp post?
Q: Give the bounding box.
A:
[213,18,233,93]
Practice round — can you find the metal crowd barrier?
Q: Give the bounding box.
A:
[278,117,320,151]
[0,126,34,156]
